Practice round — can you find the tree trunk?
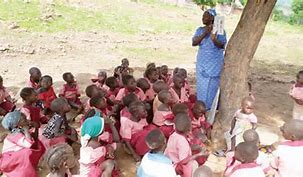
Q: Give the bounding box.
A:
[219,0,277,128]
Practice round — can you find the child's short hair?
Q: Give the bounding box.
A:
[122,74,134,86]
[122,93,138,107]
[137,78,150,91]
[62,72,72,82]
[297,70,303,79]
[129,101,145,115]
[85,85,99,98]
[241,96,255,105]
[29,67,41,75]
[20,87,35,100]
[172,103,188,116]
[40,75,52,83]
[194,100,206,109]
[282,119,303,140]
[45,143,74,173]
[98,70,107,77]
[236,142,258,163]
[0,75,3,82]
[175,113,191,133]
[158,90,170,103]
[152,80,168,94]
[146,62,156,69]
[193,165,213,177]
[173,67,179,76]
[51,98,68,113]
[243,129,259,145]
[89,95,105,107]
[161,65,168,70]
[145,67,157,78]
[145,129,166,151]
[105,76,118,88]
[178,68,187,77]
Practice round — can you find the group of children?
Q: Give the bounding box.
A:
[0,59,302,177]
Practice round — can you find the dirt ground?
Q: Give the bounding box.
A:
[0,1,301,177]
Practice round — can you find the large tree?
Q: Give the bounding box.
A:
[219,0,277,128]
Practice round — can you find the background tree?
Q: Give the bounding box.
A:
[219,0,277,130]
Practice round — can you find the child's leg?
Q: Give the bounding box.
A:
[100,159,115,177]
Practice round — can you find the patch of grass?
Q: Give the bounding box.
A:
[0,0,196,34]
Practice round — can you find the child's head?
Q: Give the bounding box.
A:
[51,98,71,114]
[0,75,3,87]
[122,93,139,107]
[97,70,107,83]
[145,129,166,152]
[121,58,129,67]
[175,113,191,134]
[241,97,255,114]
[173,75,185,89]
[105,76,119,90]
[173,67,179,76]
[62,72,75,84]
[40,75,53,89]
[193,101,207,118]
[45,143,77,174]
[153,80,169,94]
[243,129,260,145]
[137,78,150,93]
[172,103,189,116]
[158,90,174,105]
[122,75,136,91]
[193,166,213,177]
[146,62,156,70]
[90,95,107,110]
[178,68,187,79]
[2,111,28,131]
[296,70,303,84]
[145,67,159,83]
[20,87,38,103]
[129,101,147,119]
[85,85,102,98]
[280,119,303,141]
[235,142,258,163]
[160,65,169,76]
[29,67,42,83]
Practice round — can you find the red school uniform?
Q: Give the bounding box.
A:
[37,86,57,109]
[169,87,189,104]
[26,79,39,90]
[0,87,15,114]
[20,105,48,126]
[153,110,174,138]
[59,83,82,105]
[189,111,212,135]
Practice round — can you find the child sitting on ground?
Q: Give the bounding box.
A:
[226,96,257,151]
[169,74,189,104]
[224,142,265,177]
[20,87,48,129]
[91,70,109,92]
[190,101,211,140]
[0,75,16,116]
[115,75,146,102]
[137,78,151,101]
[105,76,120,107]
[137,129,177,177]
[153,90,175,138]
[41,98,78,149]
[152,80,169,113]
[120,101,149,161]
[178,68,192,95]
[45,143,79,177]
[120,93,139,119]
[159,65,171,83]
[193,166,213,177]
[59,72,83,113]
[37,75,57,115]
[84,84,103,113]
[165,113,209,177]
[121,58,134,75]
[1,111,44,177]
[144,67,159,101]
[271,119,303,177]
[289,70,303,120]
[80,112,118,177]
[225,130,270,175]
[27,67,42,90]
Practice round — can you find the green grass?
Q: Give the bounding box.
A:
[0,0,196,34]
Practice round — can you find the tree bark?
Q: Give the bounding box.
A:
[219,0,277,128]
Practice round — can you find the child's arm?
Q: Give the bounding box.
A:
[125,141,141,162]
[108,118,120,142]
[229,117,236,134]
[252,122,257,130]
[178,149,209,165]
